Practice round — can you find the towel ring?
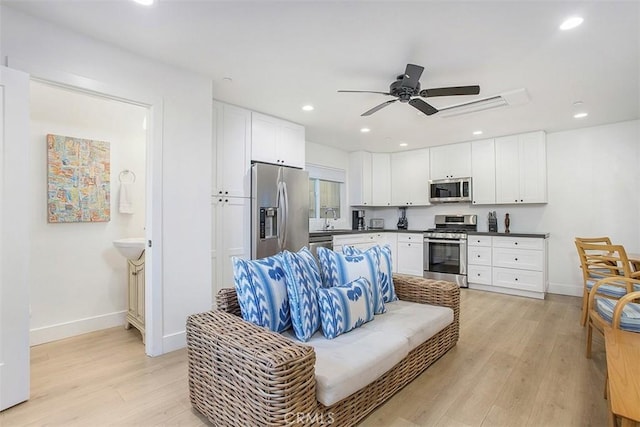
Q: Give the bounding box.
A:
[119,170,136,183]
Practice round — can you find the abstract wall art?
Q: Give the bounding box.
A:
[47,134,111,223]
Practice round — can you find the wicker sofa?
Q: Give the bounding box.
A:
[186,273,460,426]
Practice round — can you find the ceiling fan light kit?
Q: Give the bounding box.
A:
[338,63,481,117]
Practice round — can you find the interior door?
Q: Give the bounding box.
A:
[0,66,31,411]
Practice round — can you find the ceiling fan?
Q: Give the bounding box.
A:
[338,63,480,116]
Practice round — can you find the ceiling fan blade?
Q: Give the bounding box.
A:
[401,64,424,89]
[420,85,480,98]
[362,99,397,116]
[409,98,438,116]
[338,90,393,96]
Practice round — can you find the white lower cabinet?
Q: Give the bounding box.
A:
[332,232,411,275]
[396,233,423,276]
[212,196,251,302]
[468,235,548,299]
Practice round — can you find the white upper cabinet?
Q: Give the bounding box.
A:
[251,112,305,169]
[371,153,391,206]
[212,101,252,198]
[391,148,430,206]
[471,138,496,205]
[349,151,372,206]
[495,131,547,204]
[429,142,471,180]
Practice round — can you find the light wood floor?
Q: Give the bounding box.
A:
[1,289,608,426]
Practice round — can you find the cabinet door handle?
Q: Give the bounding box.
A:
[219,190,222,194]
[515,258,518,261]
[515,242,518,245]
[477,254,481,258]
[515,277,519,281]
[218,199,223,202]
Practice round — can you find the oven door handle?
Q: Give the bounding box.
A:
[424,238,464,244]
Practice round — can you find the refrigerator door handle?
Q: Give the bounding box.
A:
[276,181,284,251]
[281,182,289,249]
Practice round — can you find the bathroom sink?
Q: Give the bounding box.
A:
[113,237,146,260]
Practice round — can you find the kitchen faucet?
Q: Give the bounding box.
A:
[323,207,337,230]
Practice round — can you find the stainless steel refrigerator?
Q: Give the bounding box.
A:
[251,162,309,259]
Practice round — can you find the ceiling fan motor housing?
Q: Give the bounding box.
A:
[390,79,420,102]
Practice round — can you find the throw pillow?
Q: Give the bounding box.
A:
[317,277,375,339]
[316,246,385,314]
[343,245,398,303]
[281,247,322,341]
[232,254,291,333]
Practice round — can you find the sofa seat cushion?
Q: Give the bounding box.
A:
[363,300,454,350]
[282,299,454,406]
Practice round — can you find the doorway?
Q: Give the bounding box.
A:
[28,81,149,347]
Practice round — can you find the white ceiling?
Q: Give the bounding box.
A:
[5,1,640,153]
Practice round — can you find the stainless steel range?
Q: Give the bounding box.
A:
[423,214,477,288]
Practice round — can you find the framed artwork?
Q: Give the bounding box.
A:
[47,134,111,223]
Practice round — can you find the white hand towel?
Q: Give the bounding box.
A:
[119,182,134,214]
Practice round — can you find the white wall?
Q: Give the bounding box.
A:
[317,120,640,297]
[28,81,146,345]
[1,6,212,353]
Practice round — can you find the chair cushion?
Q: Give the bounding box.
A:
[343,245,398,303]
[316,246,385,314]
[232,254,291,333]
[282,299,454,406]
[595,297,640,332]
[317,277,375,339]
[281,248,322,341]
[586,279,640,298]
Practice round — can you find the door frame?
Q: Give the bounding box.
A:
[8,57,164,356]
[0,66,31,411]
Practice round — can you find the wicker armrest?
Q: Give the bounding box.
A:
[186,311,317,426]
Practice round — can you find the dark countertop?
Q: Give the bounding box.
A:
[310,229,424,237]
[467,231,550,239]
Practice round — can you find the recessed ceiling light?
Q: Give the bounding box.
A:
[473,130,483,136]
[222,77,233,83]
[360,128,371,133]
[302,105,314,111]
[132,0,154,5]
[560,16,583,30]
[573,112,588,119]
[399,142,408,147]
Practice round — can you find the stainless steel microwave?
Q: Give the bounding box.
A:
[429,177,472,203]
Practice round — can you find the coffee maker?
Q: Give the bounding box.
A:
[352,210,365,230]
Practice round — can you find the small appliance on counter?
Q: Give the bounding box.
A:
[369,218,384,230]
[352,209,365,230]
[397,207,408,230]
[488,211,498,232]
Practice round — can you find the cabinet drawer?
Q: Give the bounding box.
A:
[468,246,492,266]
[468,265,492,285]
[492,247,543,271]
[397,233,423,243]
[468,235,492,247]
[333,233,375,246]
[492,236,543,250]
[492,267,543,292]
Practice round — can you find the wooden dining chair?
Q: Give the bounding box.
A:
[586,276,640,358]
[575,239,634,326]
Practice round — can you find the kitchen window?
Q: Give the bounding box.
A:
[307,164,346,220]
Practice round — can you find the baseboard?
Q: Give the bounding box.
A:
[162,330,186,353]
[547,282,582,297]
[30,311,127,346]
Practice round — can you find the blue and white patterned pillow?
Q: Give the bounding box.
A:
[343,245,398,303]
[317,277,374,339]
[316,246,385,314]
[281,247,322,341]
[232,254,291,333]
